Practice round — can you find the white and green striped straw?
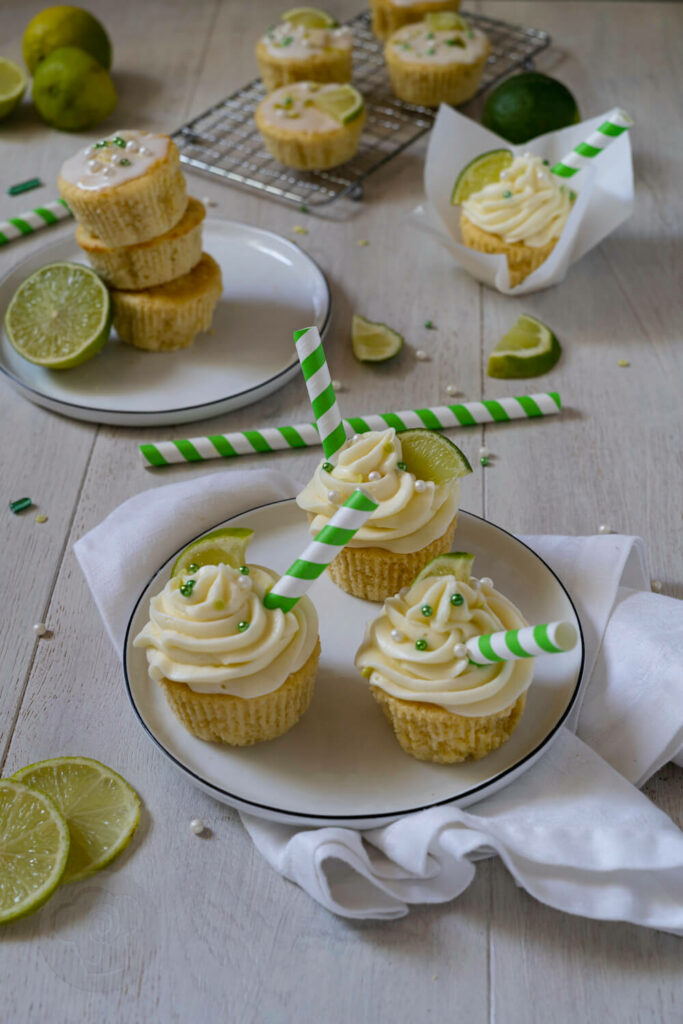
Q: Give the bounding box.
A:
[466,621,578,665]
[0,198,72,246]
[139,392,561,467]
[263,488,378,612]
[294,326,347,460]
[551,108,633,179]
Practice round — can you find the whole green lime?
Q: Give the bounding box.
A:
[32,46,117,131]
[23,5,112,74]
[482,73,580,144]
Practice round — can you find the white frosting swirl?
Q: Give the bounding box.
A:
[389,21,489,66]
[262,21,352,60]
[60,130,170,192]
[133,563,318,696]
[355,575,533,716]
[296,428,459,554]
[462,153,574,248]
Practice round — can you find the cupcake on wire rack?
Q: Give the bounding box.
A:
[256,7,353,92]
[370,0,461,41]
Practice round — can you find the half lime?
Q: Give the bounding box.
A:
[351,314,403,362]
[487,314,561,379]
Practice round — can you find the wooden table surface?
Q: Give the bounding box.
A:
[1,1,681,1020]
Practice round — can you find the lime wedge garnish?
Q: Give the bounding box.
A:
[414,551,475,585]
[398,429,472,485]
[424,12,468,32]
[5,262,112,370]
[171,527,254,578]
[0,780,69,924]
[351,314,403,362]
[312,84,364,125]
[12,757,140,885]
[0,58,27,121]
[487,314,561,379]
[451,149,514,205]
[281,6,338,28]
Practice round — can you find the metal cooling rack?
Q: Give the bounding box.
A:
[173,9,550,211]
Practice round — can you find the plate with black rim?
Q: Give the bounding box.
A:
[0,219,330,427]
[124,499,584,829]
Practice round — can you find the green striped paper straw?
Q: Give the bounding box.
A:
[139,392,561,467]
[466,621,578,665]
[294,326,346,459]
[263,488,378,612]
[0,198,72,246]
[551,108,633,179]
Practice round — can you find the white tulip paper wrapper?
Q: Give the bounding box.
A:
[409,105,634,294]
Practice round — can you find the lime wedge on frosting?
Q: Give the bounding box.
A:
[398,430,472,485]
[414,552,475,585]
[281,7,338,28]
[312,84,364,124]
[451,149,514,206]
[424,11,468,32]
[351,315,403,362]
[487,314,561,378]
[171,527,254,578]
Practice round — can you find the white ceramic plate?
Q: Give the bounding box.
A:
[0,220,330,426]
[124,500,585,829]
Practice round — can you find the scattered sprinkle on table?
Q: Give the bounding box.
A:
[331,379,344,392]
[598,524,612,534]
[190,818,205,835]
[292,225,308,235]
[9,497,32,514]
[201,196,217,207]
[299,204,308,213]
[480,456,490,467]
[651,579,663,592]
[357,239,369,247]
[35,513,48,523]
[33,622,47,637]
[479,445,489,459]
[617,359,630,367]
[8,178,43,196]
[424,320,436,329]
[445,384,458,396]
[415,349,428,361]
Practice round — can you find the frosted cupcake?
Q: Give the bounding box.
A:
[255,81,365,170]
[134,562,320,745]
[385,14,490,107]
[371,0,460,41]
[58,130,187,248]
[296,427,470,601]
[355,561,532,762]
[459,152,574,287]
[256,13,353,92]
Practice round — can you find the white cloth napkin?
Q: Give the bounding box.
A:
[74,470,683,932]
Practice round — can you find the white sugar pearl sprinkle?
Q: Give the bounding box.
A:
[351,434,361,442]
[327,490,340,503]
[331,379,343,392]
[414,480,427,493]
[651,579,663,592]
[102,165,114,176]
[479,445,489,458]
[139,145,150,156]
[445,385,458,396]
[598,524,612,535]
[190,818,205,835]
[368,471,381,482]
[87,158,100,171]
[454,643,468,659]
[237,575,251,589]
[390,629,404,642]
[415,349,428,361]
[479,577,494,588]
[33,622,47,637]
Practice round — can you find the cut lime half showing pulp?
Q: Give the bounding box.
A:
[351,314,403,362]
[282,7,338,27]
[5,262,112,370]
[424,11,468,32]
[12,757,140,885]
[0,58,27,121]
[487,314,561,379]
[451,149,513,205]
[171,527,255,578]
[398,429,472,485]
[0,780,70,924]
[414,552,475,585]
[312,84,364,124]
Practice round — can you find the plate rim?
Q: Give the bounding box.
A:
[0,218,331,418]
[123,499,586,823]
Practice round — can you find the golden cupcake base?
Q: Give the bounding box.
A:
[326,516,458,602]
[460,213,559,288]
[111,252,222,351]
[370,0,461,40]
[255,105,365,171]
[385,41,490,107]
[372,687,527,763]
[159,639,321,745]
[255,41,352,93]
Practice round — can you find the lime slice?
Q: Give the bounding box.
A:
[281,6,338,28]
[312,84,364,125]
[0,58,27,121]
[351,314,403,362]
[414,551,475,585]
[171,527,254,578]
[398,429,472,485]
[487,314,561,379]
[5,262,112,370]
[12,757,140,885]
[424,12,468,32]
[451,149,514,205]
[0,780,69,924]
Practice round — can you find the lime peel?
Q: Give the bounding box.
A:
[487,314,561,379]
[351,314,403,362]
[414,551,475,584]
[171,527,254,578]
[312,84,363,125]
[451,149,514,205]
[398,429,472,485]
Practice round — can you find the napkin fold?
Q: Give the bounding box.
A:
[75,470,683,932]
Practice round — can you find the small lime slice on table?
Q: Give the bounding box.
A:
[171,527,254,578]
[0,58,27,120]
[312,84,364,124]
[351,315,403,362]
[414,551,475,584]
[5,262,112,369]
[281,7,338,27]
[451,149,514,205]
[487,314,561,379]
[424,11,469,32]
[0,780,70,924]
[398,429,472,485]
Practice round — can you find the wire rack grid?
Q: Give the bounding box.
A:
[173,9,550,211]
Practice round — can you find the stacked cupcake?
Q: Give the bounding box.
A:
[58,130,222,352]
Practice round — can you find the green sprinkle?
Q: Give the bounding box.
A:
[281,35,293,46]
[426,47,436,55]
[503,190,512,198]
[322,462,334,472]
[119,158,132,166]
[415,638,428,651]
[467,29,474,38]
[238,620,249,632]
[239,565,250,575]
[35,513,48,524]
[446,38,465,47]
[8,178,43,196]
[397,461,407,471]
[180,579,197,597]
[187,563,200,573]
[421,604,433,618]
[424,320,435,329]
[480,456,490,466]
[112,136,126,148]
[426,32,435,39]
[93,140,109,149]
[9,497,32,514]
[400,43,412,50]
[299,204,309,213]
[543,159,550,166]
[450,593,464,607]
[283,96,293,107]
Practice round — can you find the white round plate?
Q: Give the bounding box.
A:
[0,220,330,426]
[124,501,584,829]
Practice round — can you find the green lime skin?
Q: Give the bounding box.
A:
[482,72,580,145]
[32,46,117,131]
[23,5,112,73]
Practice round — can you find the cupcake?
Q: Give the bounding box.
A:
[458,152,575,287]
[296,427,467,602]
[385,14,490,107]
[256,13,353,92]
[58,130,187,248]
[355,564,532,762]
[134,561,320,745]
[111,252,222,351]
[76,196,205,291]
[370,0,461,41]
[255,81,365,170]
